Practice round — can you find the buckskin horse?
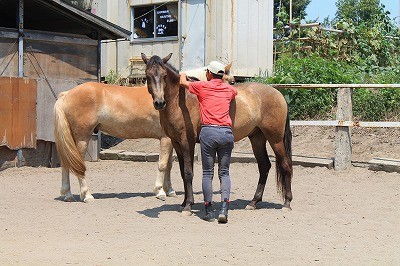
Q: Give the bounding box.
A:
[53,66,234,202]
[141,53,293,216]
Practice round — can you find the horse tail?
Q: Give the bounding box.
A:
[54,92,86,177]
[276,107,293,198]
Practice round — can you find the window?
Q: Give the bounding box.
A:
[132,3,178,41]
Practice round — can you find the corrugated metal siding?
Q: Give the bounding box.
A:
[0,77,37,149]
[206,0,273,77]
[181,0,206,70]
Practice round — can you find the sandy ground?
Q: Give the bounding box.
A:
[1,127,400,265]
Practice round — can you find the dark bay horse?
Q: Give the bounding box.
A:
[141,53,293,215]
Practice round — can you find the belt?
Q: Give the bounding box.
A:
[201,124,231,129]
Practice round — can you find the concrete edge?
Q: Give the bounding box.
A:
[101,151,400,173]
[368,157,400,173]
[101,150,334,169]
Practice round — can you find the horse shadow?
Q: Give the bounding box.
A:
[137,198,284,219]
[53,190,205,202]
[55,191,284,221]
[54,191,156,202]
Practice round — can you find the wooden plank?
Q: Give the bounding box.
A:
[0,77,37,149]
[368,158,400,173]
[84,133,100,162]
[24,30,97,46]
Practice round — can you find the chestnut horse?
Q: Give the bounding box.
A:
[54,67,234,202]
[141,53,293,215]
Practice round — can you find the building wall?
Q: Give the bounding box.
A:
[95,0,273,79]
[0,29,98,143]
[95,0,180,79]
[205,0,273,77]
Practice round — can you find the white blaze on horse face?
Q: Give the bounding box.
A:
[147,66,167,110]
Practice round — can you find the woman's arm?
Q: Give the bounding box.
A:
[179,73,190,89]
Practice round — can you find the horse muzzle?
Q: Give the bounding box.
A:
[153,100,166,110]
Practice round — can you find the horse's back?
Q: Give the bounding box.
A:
[232,82,288,141]
[63,82,153,114]
[60,82,163,139]
[183,68,207,81]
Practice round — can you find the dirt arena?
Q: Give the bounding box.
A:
[0,127,399,264]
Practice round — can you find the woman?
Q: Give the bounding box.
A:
[180,61,237,223]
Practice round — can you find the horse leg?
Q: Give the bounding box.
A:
[270,141,293,210]
[246,131,271,210]
[163,147,176,197]
[75,139,94,203]
[60,167,76,202]
[154,137,176,200]
[173,141,195,216]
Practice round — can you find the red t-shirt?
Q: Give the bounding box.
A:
[189,79,237,127]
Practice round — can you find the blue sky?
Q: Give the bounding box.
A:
[305,0,399,22]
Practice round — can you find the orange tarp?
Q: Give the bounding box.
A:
[0,77,37,149]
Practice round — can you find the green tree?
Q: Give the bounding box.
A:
[274,0,311,25]
[335,0,392,26]
[334,0,399,67]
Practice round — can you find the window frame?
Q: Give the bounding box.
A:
[130,2,179,43]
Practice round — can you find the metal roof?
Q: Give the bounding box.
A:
[0,0,131,40]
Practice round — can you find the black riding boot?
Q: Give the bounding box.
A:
[204,202,215,222]
[218,199,230,223]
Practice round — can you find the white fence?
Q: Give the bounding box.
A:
[272,84,400,170]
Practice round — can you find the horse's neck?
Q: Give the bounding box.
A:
[164,66,181,102]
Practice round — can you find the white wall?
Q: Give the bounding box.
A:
[205,0,273,77]
[94,0,273,79]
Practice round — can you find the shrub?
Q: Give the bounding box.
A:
[250,55,400,121]
[104,70,122,85]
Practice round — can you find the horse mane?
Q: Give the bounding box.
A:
[187,76,200,81]
[147,55,180,75]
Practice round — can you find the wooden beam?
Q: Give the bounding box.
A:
[334,88,353,170]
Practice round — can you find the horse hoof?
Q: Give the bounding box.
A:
[245,204,256,210]
[181,210,192,217]
[283,200,292,210]
[167,191,177,198]
[283,204,292,211]
[83,195,95,203]
[64,195,76,202]
[156,194,166,201]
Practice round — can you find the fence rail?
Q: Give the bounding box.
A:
[291,120,400,128]
[271,84,400,170]
[272,84,400,89]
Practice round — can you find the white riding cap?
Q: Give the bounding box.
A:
[207,61,225,76]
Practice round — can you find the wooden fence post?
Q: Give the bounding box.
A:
[334,88,353,170]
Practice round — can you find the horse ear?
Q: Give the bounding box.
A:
[162,53,173,63]
[225,62,232,74]
[141,53,149,64]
